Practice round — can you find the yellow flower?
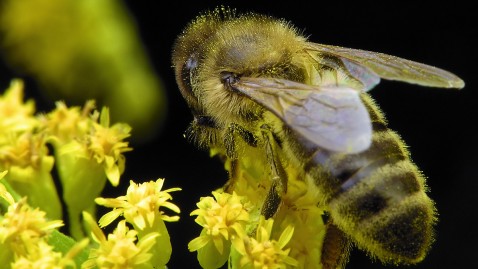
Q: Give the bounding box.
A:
[189,191,251,269]
[233,217,298,269]
[0,79,36,136]
[53,106,131,187]
[96,178,181,229]
[41,100,95,145]
[49,106,132,239]
[0,131,62,220]
[87,107,132,187]
[275,207,326,269]
[11,239,87,269]
[0,80,62,219]
[0,0,166,142]
[0,131,45,170]
[82,212,159,269]
[95,178,180,267]
[0,198,64,256]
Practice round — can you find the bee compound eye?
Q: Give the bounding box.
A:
[220,71,239,86]
[178,54,199,100]
[185,54,198,71]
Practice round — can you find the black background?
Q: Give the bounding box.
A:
[1,1,476,268]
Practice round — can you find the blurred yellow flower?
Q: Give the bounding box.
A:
[11,240,80,269]
[41,100,95,145]
[0,0,166,142]
[0,80,42,169]
[0,80,36,135]
[0,80,62,219]
[0,171,15,204]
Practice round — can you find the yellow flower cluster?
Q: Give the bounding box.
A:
[0,80,181,268]
[82,214,159,269]
[189,191,300,269]
[189,191,250,268]
[189,148,329,268]
[0,79,133,239]
[0,80,61,220]
[1,172,86,268]
[0,0,165,141]
[233,217,297,269]
[84,179,181,269]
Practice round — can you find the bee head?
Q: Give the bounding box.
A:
[173,7,307,128]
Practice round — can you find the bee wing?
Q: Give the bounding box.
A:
[305,42,465,89]
[232,77,372,153]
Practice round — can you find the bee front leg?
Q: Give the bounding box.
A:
[223,123,258,193]
[261,126,288,219]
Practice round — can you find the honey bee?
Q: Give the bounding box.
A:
[172,7,464,268]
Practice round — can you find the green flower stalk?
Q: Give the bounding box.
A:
[5,150,61,221]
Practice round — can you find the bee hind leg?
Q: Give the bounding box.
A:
[321,222,351,269]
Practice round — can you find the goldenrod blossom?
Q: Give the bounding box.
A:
[41,100,95,145]
[87,107,132,186]
[275,206,326,268]
[0,198,63,256]
[0,80,62,219]
[0,80,36,135]
[96,178,181,267]
[189,191,251,269]
[232,217,297,269]
[96,178,181,229]
[51,106,132,239]
[11,239,85,269]
[82,212,159,269]
[0,0,166,141]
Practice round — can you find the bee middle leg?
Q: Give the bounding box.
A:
[261,126,288,219]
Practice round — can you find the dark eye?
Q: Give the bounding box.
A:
[220,71,239,87]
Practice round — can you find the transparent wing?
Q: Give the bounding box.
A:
[232,77,372,153]
[305,42,465,89]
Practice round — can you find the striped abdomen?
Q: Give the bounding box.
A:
[295,94,436,264]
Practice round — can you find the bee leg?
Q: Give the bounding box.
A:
[223,123,258,192]
[261,127,288,219]
[321,215,351,269]
[223,159,239,193]
[224,123,258,159]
